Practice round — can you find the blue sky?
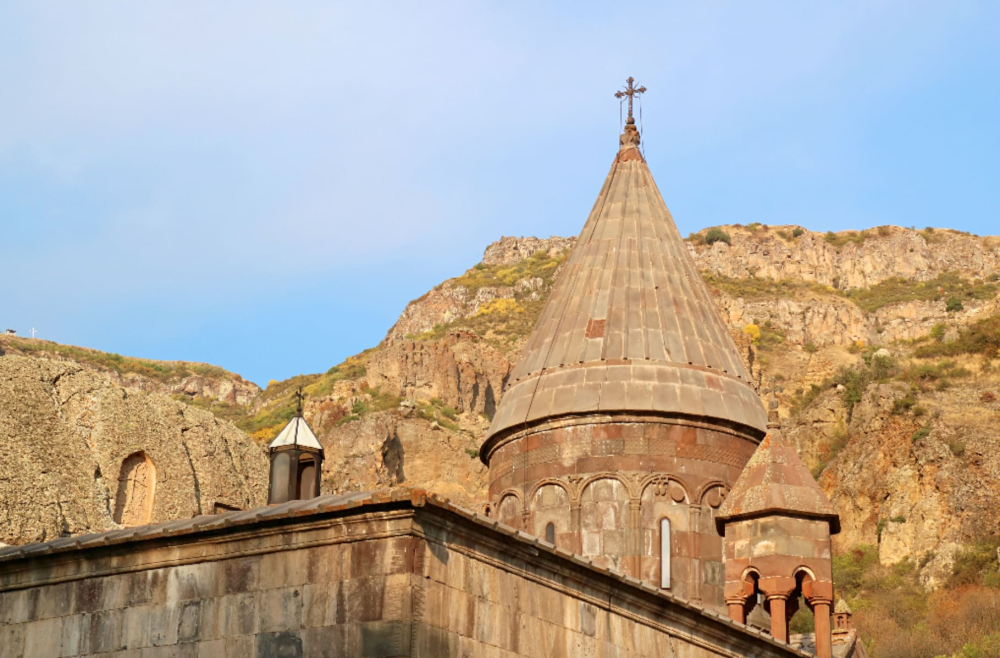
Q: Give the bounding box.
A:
[1,2,998,386]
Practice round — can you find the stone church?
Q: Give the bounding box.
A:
[0,84,864,657]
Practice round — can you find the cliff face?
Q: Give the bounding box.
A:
[283,226,1000,587]
[0,354,268,546]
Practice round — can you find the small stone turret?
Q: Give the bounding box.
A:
[267,388,324,505]
[716,398,840,657]
[832,598,854,642]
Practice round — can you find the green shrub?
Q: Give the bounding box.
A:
[705,227,732,246]
[949,536,1000,588]
[824,230,867,247]
[804,341,819,353]
[930,323,947,342]
[915,316,1000,359]
[912,427,931,442]
[792,227,805,238]
[892,397,914,414]
[947,297,965,313]
[702,274,840,301]
[847,272,997,313]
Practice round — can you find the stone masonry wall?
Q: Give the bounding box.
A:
[0,501,801,658]
[485,415,760,613]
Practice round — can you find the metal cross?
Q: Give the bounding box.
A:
[615,77,646,121]
[294,387,306,417]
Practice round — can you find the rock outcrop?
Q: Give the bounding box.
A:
[691,225,1000,289]
[0,354,267,546]
[0,336,261,407]
[366,331,509,417]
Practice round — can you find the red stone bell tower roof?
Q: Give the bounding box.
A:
[716,419,840,533]
[482,115,767,455]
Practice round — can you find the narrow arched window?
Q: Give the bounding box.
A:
[660,518,671,589]
[545,522,556,545]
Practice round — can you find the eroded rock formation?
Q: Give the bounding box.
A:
[0,355,267,545]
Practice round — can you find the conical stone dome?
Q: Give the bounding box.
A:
[484,119,767,452]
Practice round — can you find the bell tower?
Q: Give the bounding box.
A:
[716,386,840,657]
[267,387,325,505]
[480,78,768,611]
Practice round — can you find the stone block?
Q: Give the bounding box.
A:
[59,613,91,657]
[222,557,259,595]
[88,608,124,654]
[0,623,24,658]
[258,587,303,633]
[301,625,349,658]
[33,581,73,620]
[122,605,152,649]
[220,593,258,637]
[225,634,256,658]
[147,603,181,647]
[360,620,407,657]
[260,549,310,590]
[196,639,226,658]
[301,582,336,629]
[256,630,303,658]
[168,563,218,602]
[346,576,386,623]
[75,579,105,614]
[22,616,62,657]
[178,599,203,643]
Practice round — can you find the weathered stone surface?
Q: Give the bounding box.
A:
[0,336,261,407]
[0,490,806,658]
[0,355,267,546]
[320,413,487,508]
[366,330,509,417]
[691,225,1000,290]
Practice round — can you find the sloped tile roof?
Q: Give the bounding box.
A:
[484,124,766,449]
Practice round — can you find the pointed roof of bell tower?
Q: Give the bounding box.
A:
[269,387,323,451]
[482,79,767,456]
[716,389,839,533]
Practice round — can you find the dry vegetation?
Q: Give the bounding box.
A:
[0,336,238,383]
[833,544,1000,658]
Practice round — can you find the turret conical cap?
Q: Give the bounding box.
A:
[716,422,840,533]
[483,126,767,455]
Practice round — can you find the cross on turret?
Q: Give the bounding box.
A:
[615,76,646,121]
[294,387,306,417]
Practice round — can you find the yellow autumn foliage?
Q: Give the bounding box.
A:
[743,323,761,344]
[475,298,524,317]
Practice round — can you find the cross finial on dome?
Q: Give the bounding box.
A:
[615,76,646,123]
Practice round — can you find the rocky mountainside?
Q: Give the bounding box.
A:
[4,223,998,657]
[5,224,999,592]
[237,225,1000,589]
